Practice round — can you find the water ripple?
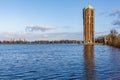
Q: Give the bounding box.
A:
[0,44,119,80]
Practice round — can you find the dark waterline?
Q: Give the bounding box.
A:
[0,44,120,80]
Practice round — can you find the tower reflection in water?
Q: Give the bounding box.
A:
[84,45,95,80]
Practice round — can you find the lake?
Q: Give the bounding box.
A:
[0,44,120,80]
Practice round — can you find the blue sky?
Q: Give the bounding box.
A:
[0,0,120,40]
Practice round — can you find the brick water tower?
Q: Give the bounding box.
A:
[83,4,95,44]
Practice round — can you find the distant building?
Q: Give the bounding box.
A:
[83,4,95,44]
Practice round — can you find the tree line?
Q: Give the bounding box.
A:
[96,29,120,48]
[0,40,83,44]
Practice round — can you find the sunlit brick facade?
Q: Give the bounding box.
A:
[83,4,95,44]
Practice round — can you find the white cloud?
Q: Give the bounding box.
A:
[0,32,83,41]
[110,9,120,27]
[25,25,56,32]
[110,9,120,17]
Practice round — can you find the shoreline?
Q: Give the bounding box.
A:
[0,40,83,44]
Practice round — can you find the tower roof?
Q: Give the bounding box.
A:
[85,4,94,9]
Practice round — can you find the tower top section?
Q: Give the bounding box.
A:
[85,4,94,9]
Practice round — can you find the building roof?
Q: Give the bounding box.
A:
[85,4,94,9]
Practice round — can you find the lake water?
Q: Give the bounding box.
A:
[0,44,120,80]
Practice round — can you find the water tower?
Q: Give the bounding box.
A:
[83,4,95,44]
